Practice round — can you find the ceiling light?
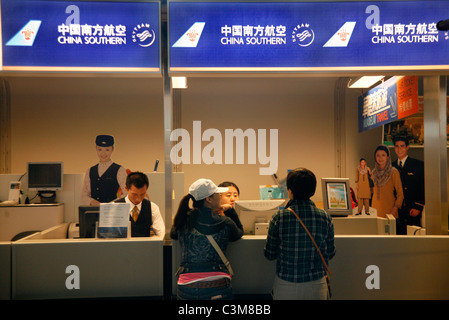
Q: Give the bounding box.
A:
[172,77,188,89]
[348,76,384,88]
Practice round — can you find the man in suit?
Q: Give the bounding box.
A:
[392,136,425,235]
[115,171,165,237]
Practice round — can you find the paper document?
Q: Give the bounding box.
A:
[99,203,130,227]
[97,203,130,238]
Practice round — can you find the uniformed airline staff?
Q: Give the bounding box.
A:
[81,135,128,205]
[115,171,165,237]
[392,136,425,235]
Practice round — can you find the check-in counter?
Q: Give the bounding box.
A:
[330,236,449,299]
[12,223,164,300]
[332,214,396,235]
[172,234,449,300]
[0,203,64,241]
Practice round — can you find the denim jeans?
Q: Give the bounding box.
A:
[177,282,234,300]
[272,275,330,300]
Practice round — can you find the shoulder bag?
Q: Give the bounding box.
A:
[206,234,234,276]
[286,207,332,298]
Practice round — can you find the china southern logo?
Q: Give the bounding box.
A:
[292,23,315,47]
[172,22,206,47]
[323,22,356,47]
[6,20,42,46]
[132,24,156,47]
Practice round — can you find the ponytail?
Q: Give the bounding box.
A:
[172,194,205,233]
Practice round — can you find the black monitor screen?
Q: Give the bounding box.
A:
[27,162,63,191]
[78,206,100,238]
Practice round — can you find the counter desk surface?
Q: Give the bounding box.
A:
[5,223,449,300]
[9,223,165,300]
[0,203,64,241]
[172,234,449,300]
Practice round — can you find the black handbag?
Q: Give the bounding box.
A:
[368,172,374,188]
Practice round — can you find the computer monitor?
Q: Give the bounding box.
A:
[78,206,100,238]
[234,200,285,235]
[27,162,63,192]
[321,178,352,217]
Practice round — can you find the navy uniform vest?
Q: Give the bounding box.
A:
[90,163,121,203]
[115,198,153,237]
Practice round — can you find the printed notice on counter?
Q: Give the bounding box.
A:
[97,203,130,238]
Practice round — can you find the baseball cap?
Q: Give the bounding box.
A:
[189,178,229,201]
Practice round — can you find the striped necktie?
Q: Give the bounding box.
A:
[132,206,139,222]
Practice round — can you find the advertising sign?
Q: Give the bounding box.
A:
[358,76,419,132]
[169,1,449,72]
[1,0,160,72]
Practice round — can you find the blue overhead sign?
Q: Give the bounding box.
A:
[1,0,160,73]
[358,76,419,132]
[168,1,449,72]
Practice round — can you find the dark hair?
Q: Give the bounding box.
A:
[126,171,149,189]
[393,136,409,147]
[218,181,240,195]
[359,158,366,162]
[286,168,316,201]
[172,194,205,234]
[374,145,390,159]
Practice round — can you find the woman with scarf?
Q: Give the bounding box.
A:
[371,145,404,218]
[355,158,372,215]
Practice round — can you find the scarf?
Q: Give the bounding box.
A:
[357,165,369,176]
[372,159,393,187]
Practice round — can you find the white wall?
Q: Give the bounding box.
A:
[8,76,164,175]
[5,76,382,203]
[344,86,383,188]
[178,77,380,201]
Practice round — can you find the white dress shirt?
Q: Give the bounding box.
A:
[398,156,408,168]
[124,195,165,237]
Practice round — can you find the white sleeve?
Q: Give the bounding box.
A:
[116,166,128,198]
[150,202,165,237]
[81,168,93,205]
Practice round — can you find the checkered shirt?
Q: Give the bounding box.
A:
[264,199,336,283]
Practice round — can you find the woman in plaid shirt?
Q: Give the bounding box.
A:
[264,168,336,300]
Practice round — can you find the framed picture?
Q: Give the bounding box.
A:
[382,117,424,147]
[321,178,352,216]
[382,96,449,147]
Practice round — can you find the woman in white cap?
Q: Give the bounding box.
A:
[171,178,243,300]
